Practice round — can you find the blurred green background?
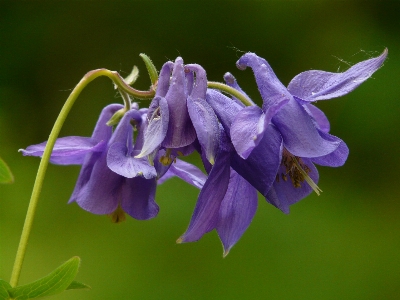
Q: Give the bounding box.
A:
[1,1,399,299]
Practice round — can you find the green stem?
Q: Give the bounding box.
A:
[9,68,153,287]
[207,81,253,107]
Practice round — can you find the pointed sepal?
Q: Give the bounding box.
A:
[0,279,11,300]
[0,157,14,184]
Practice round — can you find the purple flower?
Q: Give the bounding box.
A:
[136,57,220,165]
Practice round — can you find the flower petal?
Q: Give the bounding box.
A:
[20,137,105,165]
[157,158,207,189]
[230,125,282,197]
[178,151,231,243]
[162,57,197,148]
[303,103,330,133]
[216,169,258,256]
[223,72,254,106]
[236,53,292,111]
[311,131,349,167]
[266,158,319,214]
[121,177,159,220]
[135,96,169,158]
[74,152,121,214]
[287,49,388,101]
[187,97,220,165]
[272,98,340,157]
[155,61,174,97]
[230,106,264,159]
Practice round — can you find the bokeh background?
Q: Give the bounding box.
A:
[1,1,399,299]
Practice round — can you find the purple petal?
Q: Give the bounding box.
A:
[20,137,105,165]
[157,158,207,189]
[216,170,258,256]
[162,57,196,148]
[231,125,282,197]
[236,53,292,111]
[91,104,124,142]
[223,72,254,106]
[108,143,157,179]
[287,49,388,101]
[230,106,264,159]
[272,98,340,157]
[74,152,122,214]
[303,103,330,133]
[266,158,319,214]
[135,96,169,158]
[121,177,159,220]
[187,97,220,164]
[178,151,231,243]
[156,61,174,97]
[311,131,349,167]
[206,89,242,133]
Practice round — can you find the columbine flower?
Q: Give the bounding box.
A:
[136,57,220,165]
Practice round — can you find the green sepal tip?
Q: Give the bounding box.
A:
[0,279,12,300]
[139,53,158,87]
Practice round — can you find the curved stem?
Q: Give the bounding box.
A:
[9,68,150,287]
[207,81,253,107]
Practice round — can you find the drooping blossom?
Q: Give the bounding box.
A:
[21,104,206,221]
[136,57,220,165]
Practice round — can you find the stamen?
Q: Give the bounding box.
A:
[159,148,174,166]
[292,156,322,195]
[109,205,126,223]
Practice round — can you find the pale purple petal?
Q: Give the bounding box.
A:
[121,177,159,220]
[91,104,124,141]
[216,170,258,256]
[178,151,231,243]
[162,57,196,148]
[311,132,349,167]
[187,97,220,165]
[303,103,330,133]
[20,137,105,165]
[287,49,388,101]
[230,106,264,159]
[135,96,169,158]
[156,61,174,97]
[108,143,157,179]
[230,125,282,197]
[236,53,292,111]
[158,158,207,189]
[266,158,319,214]
[272,98,340,157]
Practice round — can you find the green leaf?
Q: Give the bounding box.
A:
[0,279,11,300]
[0,157,14,184]
[124,65,139,86]
[66,281,91,290]
[8,257,81,299]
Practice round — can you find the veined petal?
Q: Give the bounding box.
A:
[121,177,159,220]
[287,49,388,101]
[311,131,349,167]
[272,98,340,157]
[156,61,174,97]
[157,158,207,189]
[304,103,330,133]
[178,151,231,243]
[266,158,319,214]
[20,137,105,165]
[216,169,258,256]
[231,125,282,197]
[91,104,124,141]
[206,89,242,133]
[230,106,264,159]
[75,152,121,214]
[236,53,292,110]
[187,97,220,164]
[108,143,157,179]
[135,96,169,158]
[162,57,196,148]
